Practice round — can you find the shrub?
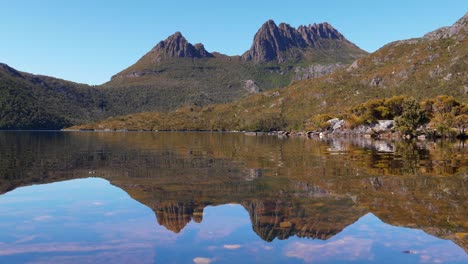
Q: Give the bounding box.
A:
[305,114,333,131]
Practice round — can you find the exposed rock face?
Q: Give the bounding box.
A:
[293,63,345,81]
[424,12,468,40]
[148,32,213,63]
[242,20,360,63]
[243,80,260,93]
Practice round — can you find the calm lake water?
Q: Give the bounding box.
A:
[0,131,466,264]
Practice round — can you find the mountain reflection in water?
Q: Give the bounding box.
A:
[0,131,466,263]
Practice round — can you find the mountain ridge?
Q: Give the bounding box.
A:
[101,19,366,116]
[111,19,366,82]
[242,20,363,63]
[73,12,468,132]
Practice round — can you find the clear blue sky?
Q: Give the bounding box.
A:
[1,0,467,85]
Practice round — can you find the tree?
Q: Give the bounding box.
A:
[432,112,455,137]
[395,97,428,138]
[454,114,467,137]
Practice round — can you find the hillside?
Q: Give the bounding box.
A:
[0,64,108,130]
[72,13,468,132]
[102,20,367,114]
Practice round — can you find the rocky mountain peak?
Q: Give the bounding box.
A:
[243,19,356,63]
[264,19,277,26]
[149,32,213,62]
[242,20,300,63]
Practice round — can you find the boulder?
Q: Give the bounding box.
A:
[243,80,260,93]
[375,120,394,132]
[326,118,344,131]
[332,120,345,130]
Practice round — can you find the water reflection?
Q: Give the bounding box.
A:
[0,178,466,264]
[0,131,466,263]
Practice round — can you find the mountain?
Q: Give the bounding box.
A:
[243,20,365,63]
[116,32,213,71]
[0,63,107,129]
[148,31,213,60]
[103,20,366,114]
[103,33,253,114]
[76,13,467,132]
[0,19,366,129]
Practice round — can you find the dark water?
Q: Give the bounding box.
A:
[0,132,466,264]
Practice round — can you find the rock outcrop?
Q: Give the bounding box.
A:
[293,63,345,81]
[243,80,260,93]
[424,12,468,40]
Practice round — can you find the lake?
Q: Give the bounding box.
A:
[0,131,466,263]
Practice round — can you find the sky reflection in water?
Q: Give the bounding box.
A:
[0,178,466,264]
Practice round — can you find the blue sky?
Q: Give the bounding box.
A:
[1,0,467,85]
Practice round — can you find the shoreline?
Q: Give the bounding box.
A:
[59,128,467,141]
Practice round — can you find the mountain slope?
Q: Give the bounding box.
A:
[73,13,468,131]
[0,64,106,129]
[102,20,367,114]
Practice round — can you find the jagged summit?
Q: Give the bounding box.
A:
[147,31,213,62]
[297,22,346,44]
[242,19,363,63]
[110,31,215,80]
[108,19,367,112]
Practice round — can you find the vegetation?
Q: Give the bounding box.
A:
[102,56,352,115]
[303,114,335,131]
[394,97,428,137]
[70,94,466,138]
[0,65,108,130]
[422,95,468,137]
[345,96,408,127]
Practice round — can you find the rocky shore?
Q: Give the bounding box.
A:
[65,117,465,141]
[244,119,405,139]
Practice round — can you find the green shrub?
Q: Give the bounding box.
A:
[395,97,428,137]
